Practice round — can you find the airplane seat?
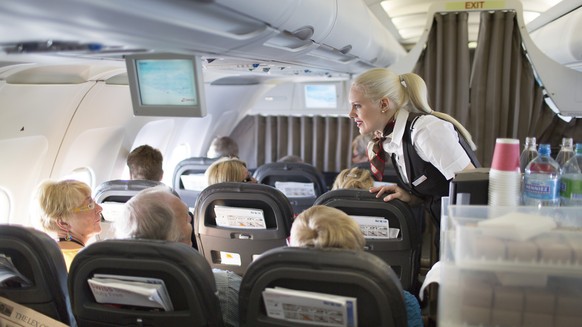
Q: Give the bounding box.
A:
[0,225,76,326]
[93,179,179,242]
[193,182,294,276]
[252,162,327,215]
[239,246,408,327]
[314,189,421,292]
[172,157,217,208]
[68,239,223,327]
[94,179,173,204]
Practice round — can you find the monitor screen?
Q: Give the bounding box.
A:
[304,84,337,109]
[125,53,207,117]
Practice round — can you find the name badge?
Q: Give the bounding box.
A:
[412,175,427,187]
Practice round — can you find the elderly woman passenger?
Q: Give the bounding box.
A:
[37,179,103,270]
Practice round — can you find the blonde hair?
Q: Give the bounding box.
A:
[205,156,248,185]
[36,179,92,232]
[332,168,374,190]
[352,68,476,150]
[290,205,365,251]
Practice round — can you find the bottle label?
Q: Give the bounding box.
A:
[560,177,582,200]
[524,175,559,200]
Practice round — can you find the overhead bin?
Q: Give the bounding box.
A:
[216,0,337,43]
[529,7,582,71]
[216,0,335,61]
[319,0,406,66]
[215,0,405,69]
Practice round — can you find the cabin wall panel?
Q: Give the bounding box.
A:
[0,136,48,226]
[52,82,155,189]
[0,82,94,226]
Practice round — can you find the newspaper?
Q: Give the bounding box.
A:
[274,182,316,198]
[99,202,125,222]
[213,205,266,229]
[0,255,31,288]
[88,274,173,311]
[180,174,207,191]
[349,215,400,239]
[0,296,68,327]
[263,287,357,327]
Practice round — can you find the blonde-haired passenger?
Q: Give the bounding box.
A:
[36,179,103,270]
[290,205,364,250]
[289,205,422,327]
[205,156,256,185]
[332,167,374,190]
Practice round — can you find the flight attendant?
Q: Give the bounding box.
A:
[348,68,477,226]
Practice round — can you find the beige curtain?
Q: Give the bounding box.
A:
[231,115,358,172]
[414,12,471,127]
[415,10,578,167]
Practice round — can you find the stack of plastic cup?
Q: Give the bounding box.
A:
[488,138,521,206]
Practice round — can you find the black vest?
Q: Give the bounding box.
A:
[391,113,480,224]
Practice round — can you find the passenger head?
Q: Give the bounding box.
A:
[277,155,304,163]
[351,134,371,164]
[290,205,364,251]
[349,68,431,136]
[37,179,102,245]
[127,144,164,181]
[205,156,255,185]
[207,136,239,159]
[332,167,374,190]
[116,185,192,246]
[350,68,476,149]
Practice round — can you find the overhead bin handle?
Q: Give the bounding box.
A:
[192,23,274,41]
[309,45,360,64]
[263,30,319,53]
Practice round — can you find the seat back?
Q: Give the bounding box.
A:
[239,246,408,327]
[252,162,327,215]
[0,225,75,326]
[194,182,294,276]
[172,157,217,208]
[314,189,421,291]
[68,239,223,327]
[94,179,170,204]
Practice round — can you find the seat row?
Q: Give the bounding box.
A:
[0,225,407,326]
[94,179,421,292]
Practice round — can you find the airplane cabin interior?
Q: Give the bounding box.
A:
[1,0,582,326]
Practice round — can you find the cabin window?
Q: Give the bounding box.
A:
[62,167,95,189]
[165,143,191,186]
[0,188,10,224]
[304,84,337,109]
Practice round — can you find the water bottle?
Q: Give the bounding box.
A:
[519,137,538,173]
[560,143,582,206]
[523,144,560,207]
[555,137,574,168]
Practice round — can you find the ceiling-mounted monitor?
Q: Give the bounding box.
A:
[125,53,206,117]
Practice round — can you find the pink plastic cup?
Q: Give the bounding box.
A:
[491,138,520,172]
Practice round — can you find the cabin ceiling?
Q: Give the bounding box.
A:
[0,0,579,78]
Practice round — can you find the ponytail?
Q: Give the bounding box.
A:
[400,73,477,151]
